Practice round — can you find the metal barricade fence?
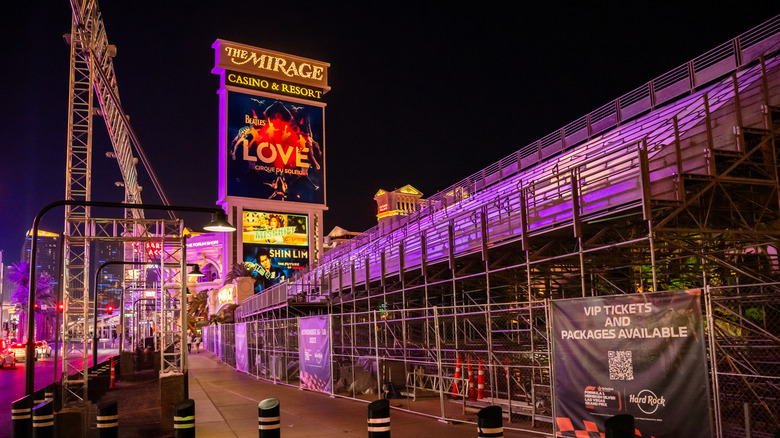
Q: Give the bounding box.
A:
[706,283,780,436]
[200,284,780,436]
[205,302,554,435]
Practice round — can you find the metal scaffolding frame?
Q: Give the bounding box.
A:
[230,18,780,436]
[62,0,181,406]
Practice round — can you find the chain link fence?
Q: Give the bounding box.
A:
[707,283,780,437]
[203,301,554,435]
[200,284,780,436]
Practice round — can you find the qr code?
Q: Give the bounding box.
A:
[608,350,634,380]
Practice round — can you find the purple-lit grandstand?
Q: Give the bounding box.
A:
[211,15,780,437]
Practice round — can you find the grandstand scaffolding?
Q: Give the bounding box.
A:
[215,15,780,437]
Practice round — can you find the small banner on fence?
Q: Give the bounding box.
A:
[551,290,712,437]
[299,315,331,393]
[235,322,249,373]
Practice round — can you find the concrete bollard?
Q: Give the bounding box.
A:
[477,405,503,438]
[44,384,55,401]
[97,400,119,438]
[367,399,390,438]
[258,398,280,438]
[32,399,54,438]
[33,386,47,405]
[11,394,32,438]
[173,398,195,438]
[605,414,634,438]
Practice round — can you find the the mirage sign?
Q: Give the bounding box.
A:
[551,290,712,437]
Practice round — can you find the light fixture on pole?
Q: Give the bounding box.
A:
[204,210,235,232]
[25,199,235,396]
[91,260,207,368]
[187,265,205,277]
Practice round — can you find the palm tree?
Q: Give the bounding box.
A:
[8,261,56,342]
[187,290,210,332]
[223,262,254,285]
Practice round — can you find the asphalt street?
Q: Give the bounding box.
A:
[0,343,118,436]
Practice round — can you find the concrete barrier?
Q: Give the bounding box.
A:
[367,399,390,438]
[258,398,280,438]
[477,405,503,438]
[32,399,54,438]
[11,394,32,438]
[173,398,195,438]
[97,400,118,438]
[605,414,634,438]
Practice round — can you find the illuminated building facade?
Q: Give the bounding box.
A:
[21,229,60,288]
[374,185,425,226]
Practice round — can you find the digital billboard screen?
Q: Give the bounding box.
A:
[227,91,324,204]
[242,209,309,293]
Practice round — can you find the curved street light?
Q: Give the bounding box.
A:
[91,261,205,368]
[25,199,235,396]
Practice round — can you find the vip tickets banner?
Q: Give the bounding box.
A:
[298,316,331,393]
[242,209,309,293]
[235,322,248,373]
[551,290,712,437]
[226,91,324,204]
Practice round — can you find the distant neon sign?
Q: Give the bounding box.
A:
[217,285,236,305]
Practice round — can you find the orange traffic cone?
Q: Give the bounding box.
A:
[477,358,485,399]
[452,355,461,398]
[468,355,476,400]
[110,356,116,388]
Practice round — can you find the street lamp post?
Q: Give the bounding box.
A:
[25,199,234,396]
[91,261,204,368]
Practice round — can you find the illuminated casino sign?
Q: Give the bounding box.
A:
[217,285,236,305]
[213,40,329,91]
[214,40,328,268]
[226,71,324,101]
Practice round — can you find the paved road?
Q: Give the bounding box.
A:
[189,352,549,438]
[0,345,118,436]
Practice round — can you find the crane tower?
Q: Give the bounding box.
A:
[62,0,186,407]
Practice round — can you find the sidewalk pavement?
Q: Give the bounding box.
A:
[188,351,548,438]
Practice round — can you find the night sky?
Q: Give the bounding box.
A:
[1,2,777,263]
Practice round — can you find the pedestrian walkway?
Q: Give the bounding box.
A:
[188,352,547,438]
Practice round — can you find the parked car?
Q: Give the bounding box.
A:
[35,341,51,358]
[9,342,40,362]
[0,340,15,368]
[9,343,26,362]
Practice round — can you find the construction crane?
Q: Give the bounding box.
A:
[61,0,182,407]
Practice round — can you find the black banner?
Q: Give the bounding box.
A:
[551,290,712,437]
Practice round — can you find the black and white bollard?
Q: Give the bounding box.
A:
[477,405,503,438]
[44,384,55,401]
[605,414,634,438]
[367,399,390,438]
[33,386,47,406]
[97,400,119,438]
[11,395,32,438]
[32,399,54,438]
[258,398,280,438]
[173,398,195,438]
